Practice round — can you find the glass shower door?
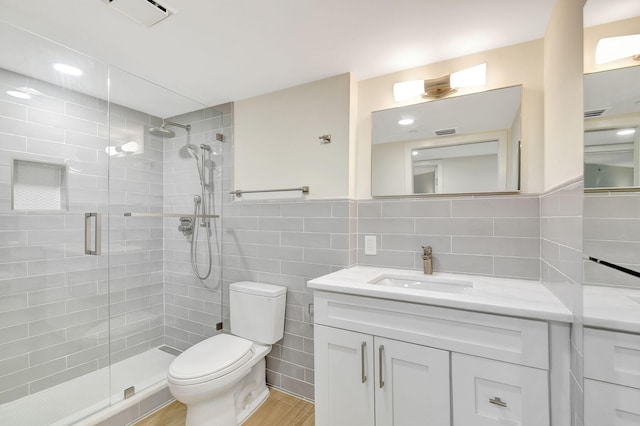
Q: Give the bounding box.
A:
[0,21,112,425]
[106,66,225,406]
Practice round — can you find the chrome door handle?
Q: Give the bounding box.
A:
[379,345,385,388]
[489,396,507,408]
[84,213,101,255]
[361,341,367,383]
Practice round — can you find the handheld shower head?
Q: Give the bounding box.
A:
[186,144,199,160]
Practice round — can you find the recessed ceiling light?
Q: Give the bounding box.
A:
[617,129,636,136]
[54,63,83,76]
[398,118,414,125]
[6,90,31,100]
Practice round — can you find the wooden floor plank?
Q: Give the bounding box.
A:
[135,401,186,426]
[134,388,314,426]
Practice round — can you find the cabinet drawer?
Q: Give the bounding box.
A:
[584,328,640,388]
[585,379,640,426]
[314,291,549,369]
[451,353,549,426]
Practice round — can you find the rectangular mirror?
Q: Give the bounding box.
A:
[371,85,522,196]
[584,65,640,191]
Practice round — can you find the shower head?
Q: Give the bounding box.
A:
[147,121,191,139]
[148,126,176,138]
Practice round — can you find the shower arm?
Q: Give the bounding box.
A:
[164,121,192,132]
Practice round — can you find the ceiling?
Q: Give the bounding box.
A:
[0,0,638,118]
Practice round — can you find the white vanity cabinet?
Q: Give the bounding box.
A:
[315,325,451,426]
[313,290,564,426]
[584,327,640,425]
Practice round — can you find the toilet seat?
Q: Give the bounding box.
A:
[168,334,253,386]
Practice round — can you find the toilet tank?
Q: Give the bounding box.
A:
[230,281,286,345]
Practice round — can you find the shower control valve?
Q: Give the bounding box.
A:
[178,217,194,236]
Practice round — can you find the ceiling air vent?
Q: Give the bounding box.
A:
[107,0,172,27]
[434,128,456,136]
[584,108,608,118]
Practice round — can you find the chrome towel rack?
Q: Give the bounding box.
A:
[230,186,309,197]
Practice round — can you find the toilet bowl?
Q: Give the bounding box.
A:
[167,281,286,426]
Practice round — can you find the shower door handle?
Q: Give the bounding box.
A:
[84,213,101,255]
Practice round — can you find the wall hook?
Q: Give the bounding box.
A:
[319,134,331,144]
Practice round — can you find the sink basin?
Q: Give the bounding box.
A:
[369,274,473,294]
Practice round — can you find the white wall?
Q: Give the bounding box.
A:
[543,0,585,189]
[441,155,497,193]
[234,73,353,199]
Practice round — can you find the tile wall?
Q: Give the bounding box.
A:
[221,198,355,400]
[162,105,229,351]
[540,180,584,426]
[357,196,541,279]
[584,192,640,288]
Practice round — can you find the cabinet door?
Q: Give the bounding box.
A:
[314,324,375,426]
[585,379,640,426]
[452,353,549,426]
[375,337,451,426]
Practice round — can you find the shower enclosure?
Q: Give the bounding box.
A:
[0,22,227,425]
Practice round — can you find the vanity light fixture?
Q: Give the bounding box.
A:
[53,63,83,76]
[617,128,636,136]
[398,118,414,125]
[393,63,487,102]
[595,34,640,64]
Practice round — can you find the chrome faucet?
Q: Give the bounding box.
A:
[422,246,433,275]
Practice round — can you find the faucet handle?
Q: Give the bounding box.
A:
[422,245,432,256]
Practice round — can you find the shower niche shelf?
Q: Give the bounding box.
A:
[12,159,68,211]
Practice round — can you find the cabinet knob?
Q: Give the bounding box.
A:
[489,396,507,408]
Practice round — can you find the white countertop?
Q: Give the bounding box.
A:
[584,285,640,334]
[307,266,572,323]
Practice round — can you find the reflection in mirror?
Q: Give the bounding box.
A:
[412,141,499,194]
[584,127,638,188]
[371,86,521,196]
[584,65,640,190]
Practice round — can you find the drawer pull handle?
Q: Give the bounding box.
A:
[379,345,385,388]
[361,341,367,383]
[489,397,507,408]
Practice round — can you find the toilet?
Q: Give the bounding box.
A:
[167,281,286,426]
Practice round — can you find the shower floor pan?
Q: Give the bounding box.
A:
[0,346,177,426]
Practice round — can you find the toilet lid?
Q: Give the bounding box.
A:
[169,334,253,382]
